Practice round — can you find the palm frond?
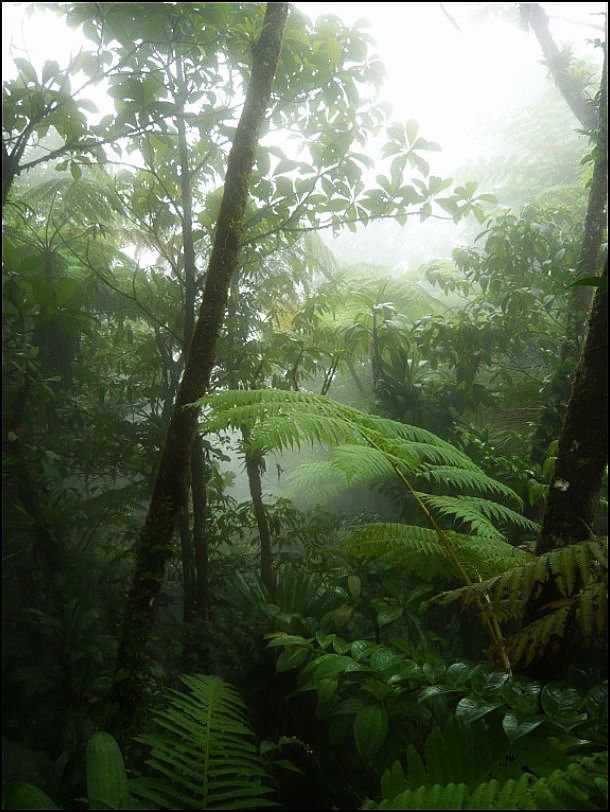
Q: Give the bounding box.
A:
[132,674,275,810]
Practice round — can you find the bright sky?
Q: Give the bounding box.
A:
[2,1,605,263]
[3,2,604,168]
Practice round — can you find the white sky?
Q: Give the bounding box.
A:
[3,2,604,167]
[2,1,605,263]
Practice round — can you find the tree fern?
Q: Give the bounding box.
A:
[131,674,275,810]
[437,538,608,665]
[196,390,528,559]
[341,523,524,582]
[196,389,534,666]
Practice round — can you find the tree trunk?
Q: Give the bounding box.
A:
[108,2,289,740]
[520,3,598,130]
[176,506,195,622]
[243,429,276,598]
[176,52,211,622]
[530,34,608,464]
[536,259,608,555]
[191,435,210,616]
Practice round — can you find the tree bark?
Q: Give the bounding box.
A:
[530,33,608,464]
[176,506,195,622]
[108,2,289,739]
[536,259,608,554]
[176,53,211,621]
[191,435,210,616]
[243,429,276,598]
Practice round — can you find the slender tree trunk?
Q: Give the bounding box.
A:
[243,427,276,598]
[176,53,211,622]
[191,435,210,616]
[108,2,289,739]
[176,506,195,622]
[520,3,598,130]
[536,259,608,554]
[530,36,608,464]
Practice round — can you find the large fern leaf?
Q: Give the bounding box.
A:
[132,674,275,810]
[342,523,525,582]
[436,538,608,665]
[364,752,608,809]
[197,390,528,566]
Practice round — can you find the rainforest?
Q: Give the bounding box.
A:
[2,2,608,810]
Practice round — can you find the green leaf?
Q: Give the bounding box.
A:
[405,119,419,145]
[540,683,581,718]
[353,705,389,759]
[377,605,403,627]
[347,575,361,600]
[569,276,607,289]
[42,60,60,85]
[502,711,544,742]
[70,162,82,180]
[86,732,129,811]
[14,57,38,84]
[266,634,311,648]
[1,783,59,809]
[276,647,309,672]
[334,603,354,628]
[455,696,502,724]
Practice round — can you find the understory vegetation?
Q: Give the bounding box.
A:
[2,2,607,810]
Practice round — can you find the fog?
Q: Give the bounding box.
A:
[3,1,605,506]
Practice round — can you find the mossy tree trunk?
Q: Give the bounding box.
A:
[523,261,607,678]
[530,33,607,464]
[243,430,276,599]
[536,259,608,555]
[109,2,289,740]
[176,51,210,621]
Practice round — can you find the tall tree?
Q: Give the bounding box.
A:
[109,2,289,739]
[530,23,607,463]
[536,259,608,555]
[519,3,599,130]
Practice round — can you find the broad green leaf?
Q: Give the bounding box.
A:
[540,683,581,718]
[377,605,403,627]
[14,57,38,84]
[353,705,388,759]
[347,574,361,600]
[455,696,502,724]
[502,711,544,742]
[266,633,311,648]
[405,119,419,145]
[1,782,59,809]
[569,276,607,289]
[276,647,309,672]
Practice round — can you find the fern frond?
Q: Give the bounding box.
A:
[365,753,607,809]
[458,497,539,535]
[437,538,607,609]
[415,494,508,542]
[133,674,275,810]
[510,605,572,666]
[364,777,535,809]
[198,389,476,461]
[342,523,524,582]
[416,466,524,510]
